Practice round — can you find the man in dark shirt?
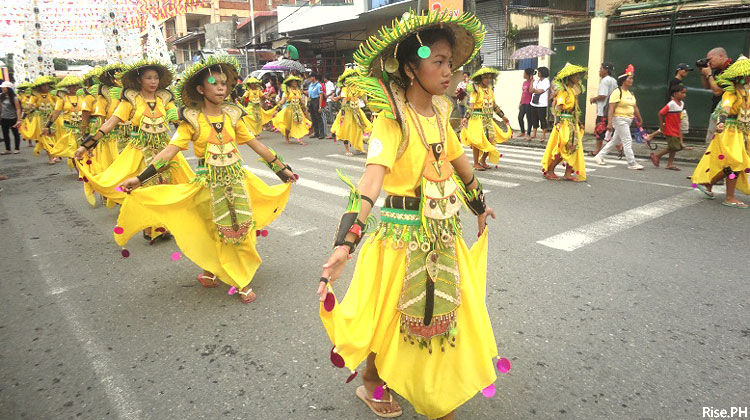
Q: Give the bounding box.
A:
[700,47,732,142]
[670,63,692,90]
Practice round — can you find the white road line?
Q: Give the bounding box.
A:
[325,153,367,163]
[463,152,599,172]
[537,190,704,252]
[299,157,366,173]
[269,215,318,236]
[586,173,693,190]
[246,165,385,207]
[290,162,346,181]
[479,169,544,182]
[496,145,628,166]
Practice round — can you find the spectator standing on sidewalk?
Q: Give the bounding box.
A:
[0,82,22,155]
[307,73,325,139]
[700,47,732,143]
[589,62,617,155]
[518,68,534,139]
[455,71,470,118]
[529,66,550,141]
[323,74,337,138]
[594,64,644,170]
[670,63,693,93]
[650,84,687,170]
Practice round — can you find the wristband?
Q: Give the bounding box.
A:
[136,164,159,184]
[82,134,98,150]
[718,114,727,125]
[361,194,374,208]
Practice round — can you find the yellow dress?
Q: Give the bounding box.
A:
[459,85,510,164]
[320,102,498,419]
[691,91,750,193]
[77,90,194,208]
[541,87,586,180]
[27,93,57,155]
[272,88,311,139]
[48,94,83,159]
[19,94,38,140]
[331,87,372,153]
[242,88,276,135]
[114,110,291,290]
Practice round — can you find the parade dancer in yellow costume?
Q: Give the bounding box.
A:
[115,57,296,304]
[272,75,311,145]
[74,60,193,217]
[17,83,36,147]
[459,67,511,171]
[28,76,59,164]
[541,63,587,182]
[42,76,83,163]
[691,55,750,208]
[331,69,372,155]
[241,76,276,136]
[316,10,510,420]
[93,64,129,154]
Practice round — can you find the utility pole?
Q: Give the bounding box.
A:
[467,0,480,73]
[249,0,257,72]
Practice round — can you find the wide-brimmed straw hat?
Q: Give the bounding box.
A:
[175,55,240,109]
[118,59,174,90]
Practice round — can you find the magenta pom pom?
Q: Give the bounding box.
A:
[324,293,336,312]
[255,230,261,237]
[499,153,503,158]
[745,168,750,173]
[691,183,697,188]
[86,160,92,165]
[373,385,385,400]
[120,249,130,258]
[482,384,496,398]
[114,226,124,234]
[78,177,83,181]
[729,173,736,180]
[228,286,238,295]
[330,347,345,368]
[261,229,269,237]
[718,154,725,160]
[294,174,300,180]
[171,252,181,261]
[115,186,123,192]
[496,357,511,373]
[575,171,580,175]
[346,371,358,383]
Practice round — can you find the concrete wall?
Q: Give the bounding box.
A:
[494,70,526,131]
[277,0,366,33]
[205,21,235,50]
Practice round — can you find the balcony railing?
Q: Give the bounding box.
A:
[368,0,407,11]
[510,0,588,12]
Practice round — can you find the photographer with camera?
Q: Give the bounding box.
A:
[699,47,732,142]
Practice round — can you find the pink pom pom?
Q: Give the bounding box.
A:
[78,177,83,181]
[499,153,503,158]
[171,252,181,261]
[575,171,580,175]
[562,163,566,167]
[330,347,345,368]
[255,230,261,237]
[261,229,269,237]
[482,384,496,398]
[294,174,300,180]
[228,286,238,295]
[324,293,335,312]
[729,173,736,180]
[496,357,511,373]
[745,168,750,173]
[373,385,385,400]
[115,186,123,192]
[691,183,697,188]
[718,154,725,160]
[346,371,358,383]
[113,226,124,234]
[120,249,130,258]
[82,176,88,182]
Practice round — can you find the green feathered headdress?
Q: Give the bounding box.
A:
[83,67,103,86]
[117,59,174,90]
[31,75,57,89]
[282,75,302,86]
[470,67,499,82]
[56,75,82,89]
[17,82,31,92]
[100,63,125,86]
[716,55,750,92]
[242,76,263,87]
[354,9,485,80]
[175,55,240,109]
[337,68,360,87]
[555,63,587,82]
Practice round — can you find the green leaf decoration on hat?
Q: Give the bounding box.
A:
[175,55,240,108]
[117,58,175,91]
[337,68,361,87]
[31,75,57,89]
[554,63,587,82]
[470,67,499,82]
[282,75,303,86]
[242,76,263,86]
[716,55,750,93]
[56,75,83,89]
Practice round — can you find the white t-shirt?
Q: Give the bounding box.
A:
[325,81,336,99]
[531,78,550,108]
[596,75,618,116]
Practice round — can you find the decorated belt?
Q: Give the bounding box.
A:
[381,207,421,226]
[384,195,420,210]
[559,113,575,119]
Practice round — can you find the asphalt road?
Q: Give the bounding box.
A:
[0,132,748,420]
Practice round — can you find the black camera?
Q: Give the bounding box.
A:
[696,58,709,68]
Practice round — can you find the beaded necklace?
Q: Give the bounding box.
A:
[405,101,446,150]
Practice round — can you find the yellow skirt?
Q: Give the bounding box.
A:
[243,105,276,136]
[113,171,291,289]
[541,119,586,180]
[272,106,311,139]
[459,116,510,164]
[331,108,372,153]
[320,229,498,419]
[76,144,195,207]
[19,115,39,140]
[691,125,750,194]
[48,127,79,159]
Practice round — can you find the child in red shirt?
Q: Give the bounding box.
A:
[650,84,687,170]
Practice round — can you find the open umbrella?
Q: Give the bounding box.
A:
[262,59,307,73]
[510,45,555,60]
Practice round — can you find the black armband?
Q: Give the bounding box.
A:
[136,163,166,184]
[332,170,372,254]
[464,179,487,216]
[718,114,727,125]
[361,194,374,208]
[81,134,98,150]
[263,149,296,182]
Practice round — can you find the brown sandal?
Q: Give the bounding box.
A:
[355,385,402,418]
[197,274,220,288]
[239,288,257,304]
